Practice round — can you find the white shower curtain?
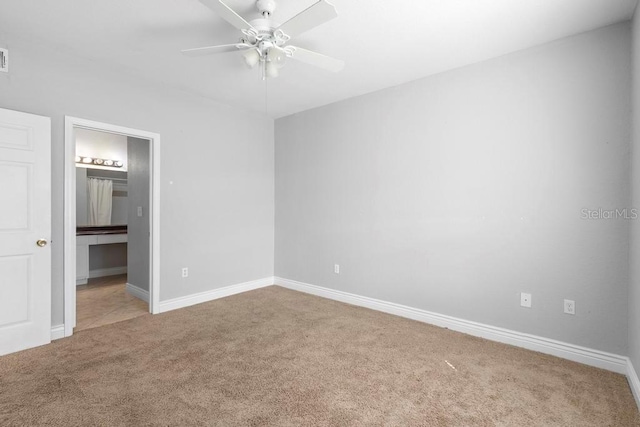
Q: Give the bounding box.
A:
[88,178,113,226]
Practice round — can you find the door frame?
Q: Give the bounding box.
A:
[63,116,161,337]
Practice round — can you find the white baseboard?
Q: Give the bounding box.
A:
[126,283,150,303]
[76,278,88,286]
[274,277,628,374]
[157,277,274,314]
[51,324,65,341]
[627,358,640,410]
[89,266,127,279]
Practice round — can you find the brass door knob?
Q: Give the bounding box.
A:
[36,239,47,247]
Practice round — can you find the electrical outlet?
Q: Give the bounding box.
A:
[520,292,532,308]
[334,264,340,274]
[181,267,188,278]
[564,299,575,315]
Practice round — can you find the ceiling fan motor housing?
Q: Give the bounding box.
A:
[249,18,281,37]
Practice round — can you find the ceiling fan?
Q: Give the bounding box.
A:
[182,0,344,79]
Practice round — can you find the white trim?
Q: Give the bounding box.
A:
[274,277,628,374]
[150,126,161,315]
[51,325,65,341]
[157,277,274,314]
[64,116,161,337]
[126,283,150,303]
[628,358,640,410]
[63,118,76,338]
[89,266,128,279]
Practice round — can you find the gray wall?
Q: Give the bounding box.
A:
[0,35,275,326]
[127,137,150,292]
[111,194,128,225]
[275,23,631,355]
[630,13,640,372]
[75,167,88,225]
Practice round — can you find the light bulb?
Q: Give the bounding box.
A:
[75,156,81,163]
[243,49,260,69]
[265,62,279,78]
[82,157,93,164]
[104,160,114,166]
[269,47,287,69]
[114,161,123,168]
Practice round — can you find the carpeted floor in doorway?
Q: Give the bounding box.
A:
[0,286,638,426]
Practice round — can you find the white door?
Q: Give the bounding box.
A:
[0,108,51,356]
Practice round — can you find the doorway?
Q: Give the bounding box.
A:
[63,117,161,337]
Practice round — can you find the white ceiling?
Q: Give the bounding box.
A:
[0,0,637,118]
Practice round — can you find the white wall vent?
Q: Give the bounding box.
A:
[0,48,8,73]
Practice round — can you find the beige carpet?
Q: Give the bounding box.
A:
[0,286,638,426]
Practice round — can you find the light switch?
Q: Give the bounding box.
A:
[137,206,143,217]
[0,48,8,73]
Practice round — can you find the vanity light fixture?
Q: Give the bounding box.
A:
[76,156,123,168]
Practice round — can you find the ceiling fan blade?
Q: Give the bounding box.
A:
[181,44,247,57]
[288,46,344,72]
[199,0,253,30]
[277,0,338,37]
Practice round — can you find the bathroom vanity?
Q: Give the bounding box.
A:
[76,225,128,285]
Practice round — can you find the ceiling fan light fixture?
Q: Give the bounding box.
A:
[268,47,287,69]
[265,61,279,78]
[243,49,261,69]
